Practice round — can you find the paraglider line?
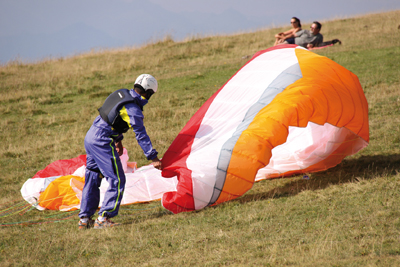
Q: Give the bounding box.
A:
[0,201,33,218]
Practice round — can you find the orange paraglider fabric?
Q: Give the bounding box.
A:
[38,175,84,211]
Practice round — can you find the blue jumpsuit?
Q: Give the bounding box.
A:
[79,90,158,219]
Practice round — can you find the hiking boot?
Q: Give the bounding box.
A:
[94,217,120,229]
[78,217,94,230]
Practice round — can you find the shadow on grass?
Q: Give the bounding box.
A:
[119,204,174,226]
[234,154,400,204]
[121,154,400,223]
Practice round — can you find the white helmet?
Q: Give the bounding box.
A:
[134,74,158,93]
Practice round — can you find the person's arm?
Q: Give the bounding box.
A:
[276,28,296,41]
[121,103,160,162]
[308,34,323,48]
[283,27,298,35]
[282,29,292,36]
[132,121,159,160]
[282,31,296,40]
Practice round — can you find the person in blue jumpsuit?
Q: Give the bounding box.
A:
[78,74,163,229]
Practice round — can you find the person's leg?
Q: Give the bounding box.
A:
[89,137,126,229]
[78,167,101,229]
[97,138,126,219]
[78,126,103,229]
[274,34,283,46]
[285,37,295,44]
[79,161,102,218]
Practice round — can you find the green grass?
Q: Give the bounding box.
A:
[1,10,400,266]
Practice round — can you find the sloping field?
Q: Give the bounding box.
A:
[0,10,399,266]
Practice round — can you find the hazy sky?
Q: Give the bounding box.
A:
[1,0,399,64]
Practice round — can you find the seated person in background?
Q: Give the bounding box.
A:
[284,21,323,49]
[274,17,302,45]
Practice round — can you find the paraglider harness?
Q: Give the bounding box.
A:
[98,88,143,133]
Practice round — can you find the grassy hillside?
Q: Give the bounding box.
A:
[1,10,400,266]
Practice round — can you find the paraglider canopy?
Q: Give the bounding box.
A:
[161,45,369,214]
